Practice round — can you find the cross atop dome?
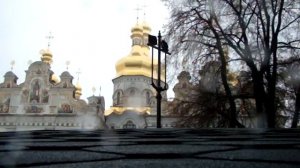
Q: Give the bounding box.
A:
[66,61,71,70]
[134,5,142,23]
[134,1,148,24]
[10,60,15,71]
[142,1,148,21]
[46,32,54,48]
[40,32,54,64]
[76,68,81,82]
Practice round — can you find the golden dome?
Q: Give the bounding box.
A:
[40,49,53,64]
[141,21,151,58]
[131,23,143,36]
[115,22,166,81]
[75,82,82,92]
[228,72,238,86]
[75,82,82,90]
[51,74,60,84]
[115,52,153,77]
[115,23,152,78]
[142,21,151,34]
[74,82,82,99]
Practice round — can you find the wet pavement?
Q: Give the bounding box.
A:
[0,129,299,167]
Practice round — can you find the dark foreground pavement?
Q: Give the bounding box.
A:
[0,129,299,168]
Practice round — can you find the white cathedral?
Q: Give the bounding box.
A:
[0,22,179,131]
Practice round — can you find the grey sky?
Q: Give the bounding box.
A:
[0,0,170,108]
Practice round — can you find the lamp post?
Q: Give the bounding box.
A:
[148,31,170,128]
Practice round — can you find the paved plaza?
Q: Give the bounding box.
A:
[0,129,299,167]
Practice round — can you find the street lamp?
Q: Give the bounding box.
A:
[148,31,170,128]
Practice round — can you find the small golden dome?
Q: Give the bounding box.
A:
[131,23,143,34]
[75,82,82,91]
[40,49,53,64]
[142,21,151,34]
[131,23,143,39]
[51,74,60,84]
[228,72,238,86]
[141,21,151,57]
[74,82,82,99]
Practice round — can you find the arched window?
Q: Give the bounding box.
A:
[123,120,136,129]
[117,92,121,105]
[146,92,150,105]
[130,89,135,96]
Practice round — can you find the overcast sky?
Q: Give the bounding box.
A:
[0,0,170,108]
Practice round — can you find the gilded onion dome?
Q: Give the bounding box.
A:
[142,21,151,34]
[115,23,153,78]
[51,73,60,84]
[228,72,238,86]
[141,21,151,57]
[74,82,82,99]
[40,49,53,64]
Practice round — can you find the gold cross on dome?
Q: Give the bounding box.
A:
[27,60,32,66]
[66,61,70,70]
[134,5,142,23]
[76,69,81,81]
[142,1,148,20]
[10,60,15,71]
[45,32,54,48]
[92,86,96,95]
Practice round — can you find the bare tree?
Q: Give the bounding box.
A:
[164,0,300,128]
[283,62,300,128]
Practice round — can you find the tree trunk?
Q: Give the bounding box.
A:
[291,89,300,128]
[266,79,276,128]
[252,71,268,128]
[211,24,243,128]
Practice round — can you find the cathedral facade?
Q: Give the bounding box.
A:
[105,22,177,129]
[0,22,178,131]
[0,49,106,131]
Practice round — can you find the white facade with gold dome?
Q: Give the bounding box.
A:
[105,22,176,129]
[0,47,106,131]
[0,22,178,131]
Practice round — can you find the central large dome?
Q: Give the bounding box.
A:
[115,22,154,78]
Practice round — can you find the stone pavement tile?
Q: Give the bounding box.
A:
[37,159,299,168]
[0,129,299,168]
[0,150,123,167]
[84,144,235,154]
[198,149,300,163]
[185,139,300,145]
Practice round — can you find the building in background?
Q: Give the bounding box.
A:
[105,21,177,129]
[0,21,180,131]
[0,47,106,131]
